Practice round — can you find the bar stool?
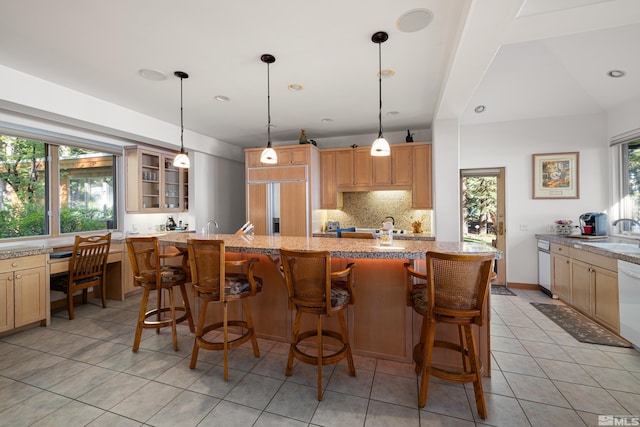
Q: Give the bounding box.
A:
[126,236,195,351]
[280,248,356,400]
[187,238,262,380]
[404,251,494,419]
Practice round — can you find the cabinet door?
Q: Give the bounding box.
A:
[570,259,592,315]
[551,253,571,301]
[162,155,182,210]
[14,266,46,328]
[0,272,14,333]
[280,181,307,236]
[320,151,339,209]
[372,155,392,186]
[392,145,412,186]
[335,150,354,188]
[412,145,432,209]
[353,149,372,187]
[248,183,268,236]
[592,266,619,332]
[279,147,309,165]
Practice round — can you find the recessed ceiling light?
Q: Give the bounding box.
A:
[608,70,626,78]
[288,84,304,92]
[474,105,486,113]
[214,95,230,102]
[386,111,400,116]
[378,69,395,78]
[138,68,167,81]
[321,118,334,123]
[397,8,433,33]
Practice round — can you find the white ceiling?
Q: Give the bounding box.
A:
[1,0,640,150]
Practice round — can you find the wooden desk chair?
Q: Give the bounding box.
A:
[51,233,112,320]
[340,231,374,239]
[404,251,494,419]
[187,239,262,380]
[126,236,195,352]
[280,248,356,400]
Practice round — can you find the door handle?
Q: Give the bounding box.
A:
[498,222,504,235]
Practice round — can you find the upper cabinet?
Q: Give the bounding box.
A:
[246,145,310,168]
[125,147,189,213]
[320,142,431,209]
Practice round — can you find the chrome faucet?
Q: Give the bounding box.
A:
[383,216,395,226]
[207,220,219,234]
[612,218,640,228]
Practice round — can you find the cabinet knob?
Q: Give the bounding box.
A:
[11,262,17,267]
[15,274,20,279]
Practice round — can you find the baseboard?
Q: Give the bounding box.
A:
[506,282,539,290]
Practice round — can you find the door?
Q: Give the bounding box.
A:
[461,168,506,285]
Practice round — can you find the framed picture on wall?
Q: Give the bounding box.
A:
[532,152,579,199]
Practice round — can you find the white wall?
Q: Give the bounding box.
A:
[460,114,609,285]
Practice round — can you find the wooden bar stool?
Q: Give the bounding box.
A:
[126,236,195,352]
[280,248,356,400]
[404,251,494,419]
[187,238,262,381]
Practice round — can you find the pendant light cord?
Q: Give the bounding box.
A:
[267,61,272,147]
[378,41,383,138]
[180,76,185,151]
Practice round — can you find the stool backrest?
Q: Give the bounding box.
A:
[187,239,225,298]
[126,236,160,285]
[426,251,494,325]
[280,249,332,313]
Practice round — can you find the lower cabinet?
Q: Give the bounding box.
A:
[0,255,47,333]
[570,248,619,332]
[551,243,620,333]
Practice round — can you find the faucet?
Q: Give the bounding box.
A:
[612,218,640,228]
[207,220,219,234]
[383,216,395,226]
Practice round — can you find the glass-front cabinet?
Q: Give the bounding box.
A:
[125,147,188,213]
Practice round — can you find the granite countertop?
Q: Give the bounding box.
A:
[312,231,435,241]
[0,245,52,260]
[160,232,498,260]
[535,233,640,264]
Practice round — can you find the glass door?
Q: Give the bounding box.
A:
[141,152,160,210]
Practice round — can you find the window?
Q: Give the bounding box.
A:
[0,134,119,239]
[619,139,640,227]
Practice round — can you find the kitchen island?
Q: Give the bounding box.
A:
[158,232,500,370]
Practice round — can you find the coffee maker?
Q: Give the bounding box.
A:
[579,212,608,236]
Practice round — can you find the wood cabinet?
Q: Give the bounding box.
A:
[245,145,320,237]
[335,150,354,188]
[320,151,342,209]
[570,247,619,332]
[125,147,188,213]
[412,144,432,209]
[246,145,310,168]
[0,255,47,333]
[551,243,571,301]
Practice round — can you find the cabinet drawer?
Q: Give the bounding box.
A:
[570,248,617,272]
[0,255,46,273]
[550,243,569,256]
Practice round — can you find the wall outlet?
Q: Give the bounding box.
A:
[548,224,555,232]
[519,224,528,231]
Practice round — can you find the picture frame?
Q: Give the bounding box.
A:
[532,152,579,199]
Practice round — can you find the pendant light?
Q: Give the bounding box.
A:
[173,71,190,168]
[260,54,278,164]
[370,31,390,157]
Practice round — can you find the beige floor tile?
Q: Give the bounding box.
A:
[110,381,182,422]
[503,371,571,407]
[553,380,628,414]
[310,390,368,426]
[519,399,584,426]
[366,400,420,427]
[146,389,219,427]
[264,381,319,422]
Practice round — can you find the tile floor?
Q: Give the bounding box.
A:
[1,289,640,426]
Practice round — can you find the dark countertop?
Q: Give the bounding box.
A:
[313,231,435,241]
[535,233,640,264]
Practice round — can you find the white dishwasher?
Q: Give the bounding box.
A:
[617,260,640,348]
[537,239,552,297]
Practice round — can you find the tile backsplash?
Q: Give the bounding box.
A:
[322,190,432,232]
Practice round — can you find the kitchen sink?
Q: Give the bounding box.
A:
[583,242,640,254]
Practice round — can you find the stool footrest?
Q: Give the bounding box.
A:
[291,329,350,366]
[142,306,189,329]
[196,320,255,351]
